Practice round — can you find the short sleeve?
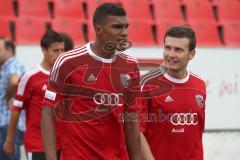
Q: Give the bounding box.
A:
[42,86,64,108]
[10,73,31,111]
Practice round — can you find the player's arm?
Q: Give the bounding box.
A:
[140,132,155,160]
[41,106,57,160]
[3,110,21,156]
[124,111,141,160]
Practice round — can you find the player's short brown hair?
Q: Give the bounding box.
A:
[40,30,64,49]
[59,32,74,51]
[164,25,196,51]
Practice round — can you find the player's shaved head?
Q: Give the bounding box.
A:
[93,2,126,25]
[164,25,196,52]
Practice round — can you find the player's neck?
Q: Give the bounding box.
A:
[164,67,188,80]
[91,41,115,59]
[41,61,52,72]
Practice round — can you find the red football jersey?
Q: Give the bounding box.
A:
[11,65,61,152]
[140,65,206,160]
[43,43,140,160]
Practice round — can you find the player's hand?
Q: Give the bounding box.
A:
[3,140,15,157]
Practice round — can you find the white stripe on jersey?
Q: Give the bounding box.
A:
[17,66,39,96]
[53,50,87,82]
[51,46,86,81]
[140,68,161,85]
[117,50,138,63]
[51,46,87,82]
[190,72,206,82]
[12,99,23,108]
[140,68,163,91]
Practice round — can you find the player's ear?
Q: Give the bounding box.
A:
[189,49,195,60]
[94,25,102,36]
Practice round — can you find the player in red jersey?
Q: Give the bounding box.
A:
[3,30,65,160]
[41,3,141,160]
[140,25,206,160]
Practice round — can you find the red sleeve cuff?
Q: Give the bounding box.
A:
[10,106,23,111]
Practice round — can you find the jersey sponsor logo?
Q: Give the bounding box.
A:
[170,113,198,126]
[87,74,97,82]
[120,74,130,88]
[195,94,204,108]
[165,95,173,102]
[44,89,57,101]
[93,93,123,106]
[171,128,184,133]
[13,99,23,107]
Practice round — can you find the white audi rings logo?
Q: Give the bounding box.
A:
[93,93,123,106]
[170,113,198,126]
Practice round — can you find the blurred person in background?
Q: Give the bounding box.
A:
[140,25,206,160]
[0,37,25,160]
[59,32,74,51]
[3,30,65,160]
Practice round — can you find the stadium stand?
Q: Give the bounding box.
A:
[128,20,156,46]
[0,0,15,19]
[184,0,215,22]
[0,18,12,38]
[211,0,240,5]
[15,17,48,44]
[156,19,185,45]
[152,0,183,22]
[222,21,240,46]
[51,18,86,44]
[0,0,239,46]
[53,0,86,20]
[18,0,51,19]
[121,0,152,22]
[215,0,240,22]
[188,20,222,46]
[181,0,210,5]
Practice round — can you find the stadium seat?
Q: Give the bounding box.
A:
[87,22,96,41]
[211,0,240,5]
[121,0,152,21]
[54,0,85,20]
[188,20,221,46]
[0,18,11,38]
[185,0,215,22]
[156,19,185,45]
[128,20,156,46]
[18,0,51,19]
[15,18,47,44]
[152,0,183,22]
[51,18,86,45]
[181,0,210,5]
[0,0,15,19]
[222,21,240,46]
[216,1,240,22]
[87,0,121,21]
